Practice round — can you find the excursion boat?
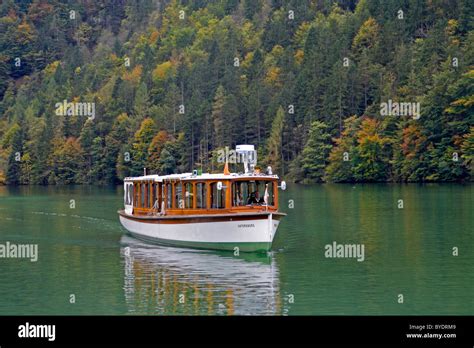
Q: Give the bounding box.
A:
[118,145,287,252]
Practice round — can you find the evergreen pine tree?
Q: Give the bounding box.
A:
[266,106,285,175]
[301,121,332,182]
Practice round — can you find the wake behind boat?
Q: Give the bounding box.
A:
[118,145,287,252]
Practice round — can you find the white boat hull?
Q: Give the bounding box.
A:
[118,212,282,252]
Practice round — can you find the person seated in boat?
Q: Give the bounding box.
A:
[247,191,259,205]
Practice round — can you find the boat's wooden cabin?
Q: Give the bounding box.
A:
[124,174,280,216]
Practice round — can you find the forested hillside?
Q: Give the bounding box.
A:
[0,0,472,185]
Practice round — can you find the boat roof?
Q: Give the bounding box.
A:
[124,172,279,182]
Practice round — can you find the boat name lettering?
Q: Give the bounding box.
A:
[238,224,255,228]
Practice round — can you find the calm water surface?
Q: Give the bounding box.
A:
[0,184,472,315]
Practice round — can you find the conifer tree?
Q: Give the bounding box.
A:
[301,121,332,182]
[6,125,23,185]
[266,106,285,175]
[131,118,156,176]
[212,85,226,148]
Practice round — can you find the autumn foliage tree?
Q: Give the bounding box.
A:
[0,0,472,185]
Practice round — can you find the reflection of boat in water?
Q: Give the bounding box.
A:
[121,236,283,315]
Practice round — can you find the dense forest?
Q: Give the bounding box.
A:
[0,0,472,185]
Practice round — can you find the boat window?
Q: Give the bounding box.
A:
[125,183,130,205]
[232,180,275,206]
[210,182,225,209]
[247,181,263,205]
[128,184,133,205]
[184,182,193,209]
[265,181,275,205]
[151,183,157,210]
[141,183,146,207]
[134,183,140,207]
[256,181,266,204]
[166,183,172,209]
[196,182,207,209]
[147,182,152,208]
[125,184,129,205]
[147,182,151,208]
[155,183,161,211]
[248,180,256,204]
[175,182,183,208]
[232,181,247,206]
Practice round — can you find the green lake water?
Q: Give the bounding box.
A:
[0,184,472,315]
